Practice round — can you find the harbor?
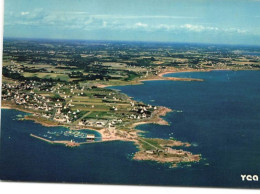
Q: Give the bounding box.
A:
[30,133,101,147]
[30,127,102,147]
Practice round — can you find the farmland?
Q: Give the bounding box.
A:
[2,38,260,166]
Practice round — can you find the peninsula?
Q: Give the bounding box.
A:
[2,39,260,167]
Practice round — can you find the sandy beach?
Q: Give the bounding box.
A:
[2,101,172,144]
[1,106,12,109]
[1,69,205,166]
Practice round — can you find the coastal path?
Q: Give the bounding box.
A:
[138,138,160,150]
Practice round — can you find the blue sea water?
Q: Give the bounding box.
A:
[1,70,260,188]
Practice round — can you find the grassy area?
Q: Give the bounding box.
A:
[124,72,140,81]
[84,111,115,119]
[25,115,59,126]
[139,138,163,150]
[23,72,69,81]
[138,138,182,151]
[71,105,110,112]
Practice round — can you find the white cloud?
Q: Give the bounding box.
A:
[94,15,199,20]
[134,22,148,28]
[180,24,219,32]
[21,12,30,16]
[4,9,251,35]
[57,12,199,20]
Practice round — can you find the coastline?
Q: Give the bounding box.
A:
[0,68,232,144]
[157,69,211,77]
[1,68,246,142]
[140,69,206,83]
[158,68,260,78]
[1,68,215,166]
[3,69,259,168]
[98,69,259,89]
[1,106,12,109]
[2,84,201,166]
[98,68,207,89]
[1,104,171,143]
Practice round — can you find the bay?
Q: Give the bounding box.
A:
[1,70,260,188]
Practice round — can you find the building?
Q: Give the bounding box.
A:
[86,134,95,141]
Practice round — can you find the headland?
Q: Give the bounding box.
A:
[2,39,260,167]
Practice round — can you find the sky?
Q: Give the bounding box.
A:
[3,0,260,45]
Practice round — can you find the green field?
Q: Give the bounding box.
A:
[23,72,69,81]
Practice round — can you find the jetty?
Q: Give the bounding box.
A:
[30,134,102,147]
[30,134,80,147]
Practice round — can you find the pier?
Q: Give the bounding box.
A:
[30,134,80,147]
[30,134,101,147]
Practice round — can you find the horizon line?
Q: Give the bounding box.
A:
[3,36,260,48]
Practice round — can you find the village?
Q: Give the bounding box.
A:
[2,39,260,166]
[2,77,156,132]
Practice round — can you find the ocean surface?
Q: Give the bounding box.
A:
[1,70,260,188]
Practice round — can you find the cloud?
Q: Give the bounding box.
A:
[92,15,199,20]
[55,12,199,20]
[6,10,199,23]
[149,23,248,34]
[4,9,251,35]
[180,24,219,32]
[134,22,148,28]
[21,12,30,16]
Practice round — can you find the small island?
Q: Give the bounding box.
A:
[2,39,260,167]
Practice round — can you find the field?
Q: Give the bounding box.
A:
[23,72,70,81]
[2,39,260,166]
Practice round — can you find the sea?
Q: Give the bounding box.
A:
[1,70,260,188]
